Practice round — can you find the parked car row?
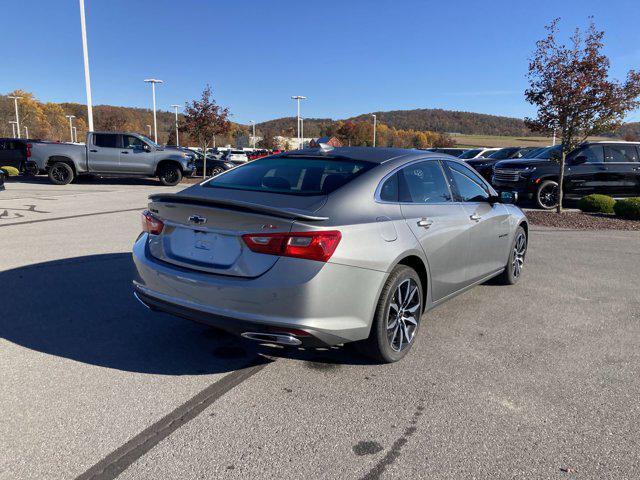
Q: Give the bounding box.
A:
[490,142,640,209]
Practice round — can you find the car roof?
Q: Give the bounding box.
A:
[281,146,446,164]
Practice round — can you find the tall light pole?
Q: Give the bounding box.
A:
[144,79,163,143]
[65,115,76,142]
[147,125,152,137]
[291,95,306,149]
[301,118,304,148]
[372,114,377,147]
[24,126,29,139]
[170,104,180,147]
[250,120,255,149]
[78,0,94,131]
[552,127,557,146]
[8,95,22,139]
[9,121,17,138]
[73,126,78,143]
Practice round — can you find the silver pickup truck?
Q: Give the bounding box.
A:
[30,132,195,186]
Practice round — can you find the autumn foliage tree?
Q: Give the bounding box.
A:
[525,18,640,212]
[181,85,231,177]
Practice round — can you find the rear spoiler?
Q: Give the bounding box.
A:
[148,193,329,221]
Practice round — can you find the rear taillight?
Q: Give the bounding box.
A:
[242,230,341,262]
[141,210,164,235]
[26,143,32,158]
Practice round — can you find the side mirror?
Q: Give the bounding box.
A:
[499,191,517,204]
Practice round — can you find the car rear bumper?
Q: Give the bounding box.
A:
[132,234,387,346]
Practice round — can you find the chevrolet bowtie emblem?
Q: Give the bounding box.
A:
[188,214,207,225]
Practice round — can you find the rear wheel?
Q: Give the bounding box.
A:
[158,163,182,186]
[48,162,74,185]
[359,265,423,363]
[536,180,559,209]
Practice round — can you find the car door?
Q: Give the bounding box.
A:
[88,133,122,173]
[397,160,471,302]
[121,134,153,174]
[444,160,510,284]
[603,144,640,197]
[564,145,606,198]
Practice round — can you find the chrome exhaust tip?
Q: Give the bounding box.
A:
[241,332,302,346]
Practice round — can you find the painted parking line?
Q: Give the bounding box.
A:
[0,207,145,227]
[75,359,273,480]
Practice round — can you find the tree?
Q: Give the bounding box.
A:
[96,107,129,131]
[257,128,278,150]
[525,18,640,212]
[181,85,231,178]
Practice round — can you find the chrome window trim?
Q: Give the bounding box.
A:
[374,157,455,205]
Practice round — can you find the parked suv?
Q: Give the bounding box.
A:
[492,142,640,209]
[466,147,541,181]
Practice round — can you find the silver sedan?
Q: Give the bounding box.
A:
[132,147,528,363]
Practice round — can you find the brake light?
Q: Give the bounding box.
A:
[26,143,32,158]
[242,230,341,262]
[141,210,164,235]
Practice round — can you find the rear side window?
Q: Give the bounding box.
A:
[398,161,452,203]
[94,134,120,148]
[379,174,398,202]
[604,145,639,163]
[206,156,375,195]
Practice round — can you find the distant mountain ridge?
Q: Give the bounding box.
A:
[256,108,532,138]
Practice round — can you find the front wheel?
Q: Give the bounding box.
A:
[496,226,527,285]
[48,162,74,185]
[158,164,182,186]
[358,265,423,363]
[210,166,225,177]
[536,180,559,209]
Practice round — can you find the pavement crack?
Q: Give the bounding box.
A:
[359,400,425,480]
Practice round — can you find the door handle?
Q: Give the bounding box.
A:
[417,218,433,229]
[89,149,98,152]
[121,151,129,154]
[470,213,482,222]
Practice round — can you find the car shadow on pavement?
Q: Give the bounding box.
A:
[0,253,264,375]
[0,253,374,374]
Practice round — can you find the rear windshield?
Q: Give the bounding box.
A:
[206,156,375,195]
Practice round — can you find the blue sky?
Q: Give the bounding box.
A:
[3,0,640,123]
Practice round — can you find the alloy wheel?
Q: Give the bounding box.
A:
[164,169,178,183]
[512,233,527,278]
[386,279,421,352]
[51,165,69,183]
[538,183,558,209]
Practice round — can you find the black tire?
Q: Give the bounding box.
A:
[496,226,527,285]
[158,163,182,186]
[358,265,423,363]
[536,180,559,209]
[23,161,39,176]
[210,166,225,177]
[48,162,74,185]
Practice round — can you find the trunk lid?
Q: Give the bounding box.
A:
[146,184,327,277]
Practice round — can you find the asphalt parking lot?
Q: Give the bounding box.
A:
[1,178,639,480]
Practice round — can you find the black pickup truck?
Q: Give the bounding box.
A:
[0,138,37,174]
[492,142,640,209]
